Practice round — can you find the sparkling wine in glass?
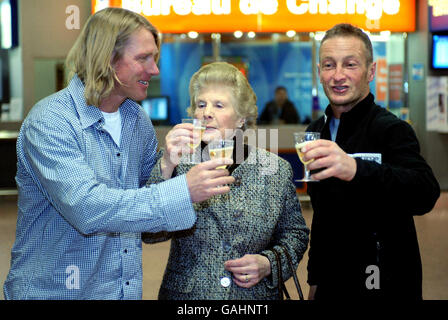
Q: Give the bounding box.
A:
[294,132,320,182]
[182,118,206,163]
[208,139,234,169]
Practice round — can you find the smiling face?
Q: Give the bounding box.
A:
[193,85,243,142]
[103,28,159,111]
[318,36,376,118]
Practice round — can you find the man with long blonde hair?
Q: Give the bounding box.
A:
[4,7,234,300]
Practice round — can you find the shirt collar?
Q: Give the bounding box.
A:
[68,74,141,129]
[68,75,103,129]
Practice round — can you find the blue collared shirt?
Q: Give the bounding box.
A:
[3,75,196,300]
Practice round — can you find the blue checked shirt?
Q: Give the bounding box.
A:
[3,75,196,300]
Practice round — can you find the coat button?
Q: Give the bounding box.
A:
[234,178,242,186]
[220,277,231,287]
[233,210,243,219]
[223,241,231,252]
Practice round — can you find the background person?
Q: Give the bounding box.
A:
[3,8,233,300]
[258,86,300,124]
[302,23,440,300]
[143,62,309,300]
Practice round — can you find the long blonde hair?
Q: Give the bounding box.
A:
[65,7,160,107]
[188,62,258,130]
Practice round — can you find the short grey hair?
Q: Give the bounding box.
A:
[188,62,258,131]
[320,23,373,65]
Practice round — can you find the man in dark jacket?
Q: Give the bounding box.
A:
[301,23,440,300]
[259,86,300,124]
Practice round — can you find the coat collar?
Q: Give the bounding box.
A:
[323,93,375,126]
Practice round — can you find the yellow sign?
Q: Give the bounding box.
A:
[92,0,415,33]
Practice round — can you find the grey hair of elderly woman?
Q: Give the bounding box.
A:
[187,62,258,131]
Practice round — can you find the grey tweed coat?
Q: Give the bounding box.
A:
[143,145,309,300]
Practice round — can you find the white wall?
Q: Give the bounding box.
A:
[20,0,91,116]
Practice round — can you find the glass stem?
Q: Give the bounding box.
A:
[304,167,311,180]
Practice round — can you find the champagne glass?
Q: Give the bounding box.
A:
[182,118,206,163]
[294,132,320,182]
[208,139,234,169]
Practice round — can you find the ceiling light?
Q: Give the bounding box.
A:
[314,32,325,41]
[234,31,243,39]
[188,31,198,39]
[286,30,296,38]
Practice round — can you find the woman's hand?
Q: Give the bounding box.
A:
[224,254,271,288]
[161,123,195,178]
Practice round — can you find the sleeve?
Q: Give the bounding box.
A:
[139,123,159,187]
[351,119,440,216]
[20,118,196,236]
[261,161,310,289]
[306,206,322,286]
[145,148,174,186]
[142,149,176,244]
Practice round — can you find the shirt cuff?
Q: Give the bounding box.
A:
[157,174,196,232]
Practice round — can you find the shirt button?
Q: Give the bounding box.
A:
[125,281,130,286]
[124,249,128,254]
[220,277,231,288]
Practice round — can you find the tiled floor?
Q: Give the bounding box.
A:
[1,193,447,300]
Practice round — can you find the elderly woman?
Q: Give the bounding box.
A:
[143,62,309,300]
